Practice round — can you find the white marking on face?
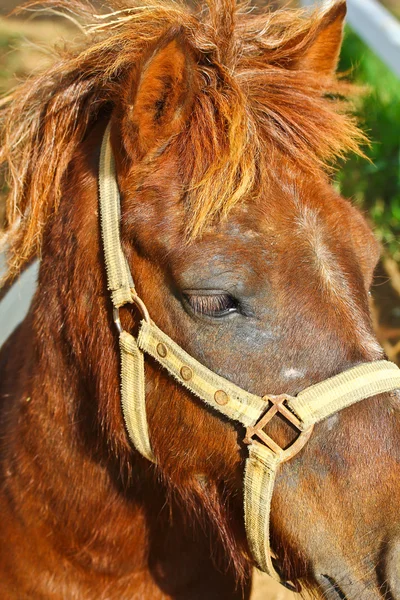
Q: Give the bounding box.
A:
[243,229,260,239]
[295,206,345,296]
[325,413,339,431]
[294,202,384,359]
[281,367,305,380]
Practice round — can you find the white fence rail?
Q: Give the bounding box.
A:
[0,258,38,347]
[300,0,400,78]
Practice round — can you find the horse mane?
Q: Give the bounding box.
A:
[0,0,365,284]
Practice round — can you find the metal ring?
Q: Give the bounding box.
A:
[113,307,124,334]
[113,290,151,334]
[130,289,151,324]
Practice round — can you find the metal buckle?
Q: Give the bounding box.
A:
[113,288,151,334]
[244,394,314,463]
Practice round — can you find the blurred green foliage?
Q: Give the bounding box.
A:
[337,26,400,260]
[0,28,20,94]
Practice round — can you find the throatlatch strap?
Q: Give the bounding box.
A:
[120,332,156,463]
[99,124,134,308]
[100,126,155,462]
[98,125,400,586]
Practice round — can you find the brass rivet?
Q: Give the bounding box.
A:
[214,390,229,406]
[156,343,167,358]
[180,366,193,381]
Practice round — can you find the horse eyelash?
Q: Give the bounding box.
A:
[185,294,238,317]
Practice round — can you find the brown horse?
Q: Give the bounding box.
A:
[1,0,400,598]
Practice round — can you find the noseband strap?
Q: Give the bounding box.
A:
[99,125,400,587]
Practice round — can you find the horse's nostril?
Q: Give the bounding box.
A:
[319,575,348,600]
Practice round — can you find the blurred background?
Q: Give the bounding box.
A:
[0,1,399,599]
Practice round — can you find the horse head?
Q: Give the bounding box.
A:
[1,1,399,598]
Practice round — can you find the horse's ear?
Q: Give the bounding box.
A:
[296,1,347,75]
[128,32,196,157]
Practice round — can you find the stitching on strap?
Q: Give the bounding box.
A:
[137,320,266,427]
[99,124,134,308]
[289,361,400,428]
[120,331,156,463]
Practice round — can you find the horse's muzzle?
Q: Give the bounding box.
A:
[384,537,400,600]
[316,566,400,600]
[312,528,400,599]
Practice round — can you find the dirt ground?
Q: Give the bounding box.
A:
[252,572,298,600]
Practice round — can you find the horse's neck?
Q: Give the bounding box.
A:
[0,126,149,585]
[0,332,238,598]
[0,125,247,599]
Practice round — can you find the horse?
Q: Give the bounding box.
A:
[1,0,400,598]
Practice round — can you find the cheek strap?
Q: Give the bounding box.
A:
[99,124,400,587]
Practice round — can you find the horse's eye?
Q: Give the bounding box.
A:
[184,293,238,318]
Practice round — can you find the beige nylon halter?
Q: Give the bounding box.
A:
[99,124,400,588]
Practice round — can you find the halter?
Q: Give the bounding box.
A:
[99,124,400,590]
